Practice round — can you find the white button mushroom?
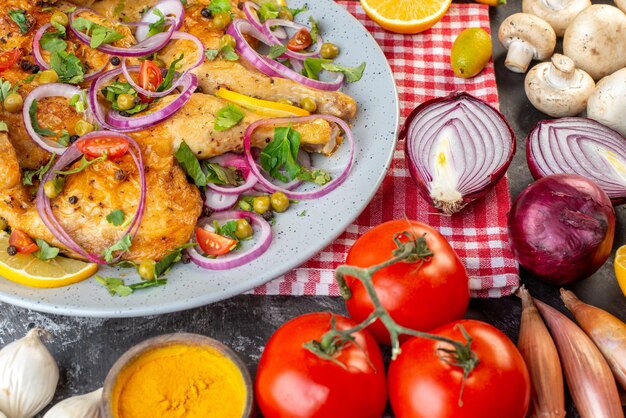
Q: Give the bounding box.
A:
[587,68,626,137]
[563,5,626,81]
[616,0,626,14]
[522,0,591,37]
[498,13,557,74]
[525,54,595,117]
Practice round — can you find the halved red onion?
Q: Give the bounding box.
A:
[134,0,184,42]
[527,117,626,205]
[23,84,83,155]
[402,92,516,214]
[206,153,258,195]
[226,19,344,91]
[121,31,204,99]
[69,7,175,57]
[33,23,109,81]
[243,115,355,200]
[205,191,239,211]
[187,211,272,270]
[88,65,197,132]
[34,132,147,264]
[264,19,323,60]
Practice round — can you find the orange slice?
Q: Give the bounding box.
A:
[360,0,453,34]
[615,245,626,297]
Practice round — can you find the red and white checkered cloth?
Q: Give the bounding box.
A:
[251,2,520,298]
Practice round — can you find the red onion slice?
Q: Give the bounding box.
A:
[206,154,258,195]
[526,117,626,205]
[134,0,184,42]
[402,92,515,214]
[205,191,239,211]
[226,19,344,91]
[34,132,147,264]
[264,19,323,60]
[22,83,84,155]
[243,115,355,200]
[187,211,272,270]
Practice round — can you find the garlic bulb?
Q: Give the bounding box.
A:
[0,328,59,418]
[43,388,102,418]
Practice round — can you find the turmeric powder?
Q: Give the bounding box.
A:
[110,343,247,418]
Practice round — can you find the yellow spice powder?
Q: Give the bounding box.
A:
[111,343,247,418]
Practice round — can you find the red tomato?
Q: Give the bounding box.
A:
[344,220,469,344]
[9,230,38,254]
[76,136,129,160]
[195,228,237,256]
[137,60,162,103]
[287,28,312,51]
[388,320,531,418]
[0,50,21,72]
[255,312,387,418]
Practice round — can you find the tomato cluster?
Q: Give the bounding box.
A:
[255,220,530,418]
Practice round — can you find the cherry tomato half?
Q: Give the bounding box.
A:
[9,230,38,254]
[287,28,312,51]
[137,60,163,103]
[344,220,469,344]
[0,50,21,72]
[76,136,130,160]
[195,228,237,256]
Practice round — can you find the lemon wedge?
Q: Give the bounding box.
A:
[0,232,98,288]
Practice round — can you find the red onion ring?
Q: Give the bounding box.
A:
[69,7,176,57]
[264,19,323,60]
[204,191,239,211]
[120,31,204,99]
[134,0,184,42]
[226,19,344,91]
[186,211,272,270]
[22,84,84,155]
[34,132,147,264]
[243,115,355,200]
[206,154,258,195]
[527,117,626,205]
[242,2,287,39]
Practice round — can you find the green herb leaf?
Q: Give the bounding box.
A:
[0,121,7,132]
[288,6,308,17]
[114,0,126,16]
[259,126,302,182]
[203,162,240,186]
[208,0,231,14]
[297,168,331,185]
[49,51,85,84]
[147,8,166,37]
[22,154,55,186]
[96,276,132,296]
[106,209,125,226]
[214,103,245,132]
[55,154,107,176]
[321,62,366,83]
[258,2,279,21]
[204,49,219,61]
[157,54,184,92]
[102,234,132,263]
[28,100,57,137]
[8,10,30,34]
[65,6,77,13]
[303,57,331,80]
[268,45,287,60]
[298,210,307,217]
[174,141,207,187]
[40,23,67,53]
[57,130,70,147]
[0,79,13,102]
[154,243,195,278]
[33,239,60,261]
[71,17,125,49]
[220,45,239,61]
[214,220,239,241]
[21,74,36,84]
[101,82,148,115]
[309,16,319,43]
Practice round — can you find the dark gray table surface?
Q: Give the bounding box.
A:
[1,1,624,417]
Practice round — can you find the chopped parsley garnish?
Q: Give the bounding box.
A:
[102,233,132,263]
[101,81,148,115]
[39,22,67,53]
[309,16,319,43]
[106,209,125,226]
[96,275,167,297]
[154,243,195,278]
[33,239,60,261]
[55,154,108,176]
[71,17,125,49]
[8,10,30,34]
[157,54,184,92]
[28,100,56,137]
[303,57,331,80]
[322,62,366,83]
[174,141,208,187]
[147,9,166,37]
[49,51,85,84]
[0,121,7,132]
[204,45,238,62]
[268,45,287,60]
[114,0,126,16]
[57,130,71,147]
[258,3,307,21]
[204,163,240,186]
[208,0,231,14]
[214,103,245,132]
[214,220,239,240]
[204,49,219,61]
[23,155,55,186]
[0,79,18,102]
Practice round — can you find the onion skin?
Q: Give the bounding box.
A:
[517,287,565,418]
[534,298,624,418]
[561,289,626,392]
[508,174,615,285]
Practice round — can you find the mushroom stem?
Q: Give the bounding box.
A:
[505,41,535,73]
[544,0,569,10]
[547,54,575,89]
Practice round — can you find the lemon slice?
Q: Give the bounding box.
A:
[0,232,98,288]
[360,0,452,34]
[216,88,310,117]
[614,245,626,298]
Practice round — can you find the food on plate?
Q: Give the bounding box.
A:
[533,298,624,418]
[587,68,626,137]
[343,220,469,344]
[508,174,615,285]
[522,0,590,36]
[498,13,556,73]
[524,54,594,117]
[0,328,59,418]
[359,0,452,34]
[388,319,531,418]
[402,92,515,214]
[255,312,387,418]
[517,287,565,418]
[473,0,506,7]
[42,388,102,418]
[450,28,492,79]
[0,0,363,291]
[526,118,626,204]
[561,289,626,392]
[615,245,626,298]
[563,5,626,81]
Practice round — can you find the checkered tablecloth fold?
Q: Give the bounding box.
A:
[251,2,520,298]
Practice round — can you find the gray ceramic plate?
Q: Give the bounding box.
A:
[0,0,399,317]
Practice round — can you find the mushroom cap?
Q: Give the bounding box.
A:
[563,5,626,80]
[587,68,626,137]
[498,13,556,60]
[522,0,591,37]
[524,54,595,117]
[617,0,626,14]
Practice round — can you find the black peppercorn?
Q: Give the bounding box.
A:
[262,211,274,222]
[30,65,40,74]
[119,111,130,117]
[69,135,79,143]
[201,7,212,18]
[181,253,191,264]
[202,206,213,217]
[114,169,126,181]
[68,196,78,204]
[20,61,32,72]
[110,56,121,66]
[7,246,17,256]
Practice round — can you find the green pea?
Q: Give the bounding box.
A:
[320,43,340,60]
[219,34,237,50]
[116,93,136,111]
[138,260,156,280]
[51,11,69,27]
[300,97,317,113]
[74,120,94,136]
[235,218,253,240]
[270,192,290,213]
[44,180,60,199]
[3,93,23,113]
[213,12,232,31]
[38,69,59,84]
[253,196,271,214]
